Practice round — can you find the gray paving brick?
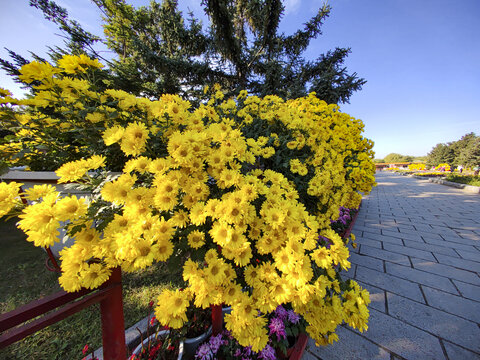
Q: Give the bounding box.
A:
[351,308,446,360]
[368,223,395,231]
[355,236,382,249]
[349,252,384,272]
[456,230,480,241]
[353,225,381,235]
[434,253,480,273]
[422,236,480,252]
[402,239,459,257]
[387,292,480,352]
[422,286,480,323]
[414,223,434,232]
[399,227,444,240]
[395,219,416,227]
[302,349,320,360]
[456,248,480,262]
[382,229,424,242]
[385,262,458,295]
[439,234,480,247]
[451,280,480,302]
[418,218,448,227]
[306,326,390,360]
[354,280,386,313]
[362,232,405,245]
[429,224,464,236]
[360,245,411,266]
[395,223,416,231]
[443,341,480,360]
[383,242,436,261]
[342,263,356,280]
[411,258,480,286]
[356,266,424,303]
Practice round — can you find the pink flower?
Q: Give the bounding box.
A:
[82,344,89,355]
[269,317,286,341]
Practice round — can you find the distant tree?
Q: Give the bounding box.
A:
[426,133,480,168]
[373,158,384,163]
[383,153,411,163]
[426,143,455,168]
[450,132,480,166]
[2,0,366,103]
[453,133,480,167]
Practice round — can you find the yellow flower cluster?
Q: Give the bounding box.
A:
[408,163,426,171]
[3,55,376,351]
[0,182,23,217]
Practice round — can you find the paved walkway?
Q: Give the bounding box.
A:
[304,172,480,360]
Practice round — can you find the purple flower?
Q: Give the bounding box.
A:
[287,310,300,324]
[242,346,253,356]
[208,334,223,353]
[195,343,213,360]
[269,317,286,340]
[234,349,242,357]
[274,305,288,320]
[258,344,276,360]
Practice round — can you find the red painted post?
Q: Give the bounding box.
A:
[100,267,126,360]
[211,304,222,336]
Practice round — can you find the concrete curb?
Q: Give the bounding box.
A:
[86,313,154,360]
[411,175,480,194]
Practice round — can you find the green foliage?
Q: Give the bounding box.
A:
[2,0,366,104]
[445,174,480,187]
[452,133,480,167]
[383,153,413,163]
[426,133,480,168]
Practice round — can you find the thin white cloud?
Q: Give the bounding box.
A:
[284,0,302,14]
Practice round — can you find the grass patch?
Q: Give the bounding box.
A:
[0,218,183,360]
[445,174,480,187]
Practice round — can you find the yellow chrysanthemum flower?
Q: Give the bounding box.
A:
[79,263,111,289]
[55,196,88,221]
[0,182,23,216]
[187,230,205,249]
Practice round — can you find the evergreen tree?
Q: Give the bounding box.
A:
[426,143,455,168]
[2,0,366,104]
[452,133,480,167]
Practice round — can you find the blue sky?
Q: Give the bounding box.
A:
[1,0,479,158]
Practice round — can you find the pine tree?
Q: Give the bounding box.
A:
[2,0,366,103]
[426,143,455,168]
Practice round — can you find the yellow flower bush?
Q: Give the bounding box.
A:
[0,55,376,350]
[408,163,425,171]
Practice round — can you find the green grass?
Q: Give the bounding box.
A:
[445,174,480,187]
[0,218,183,360]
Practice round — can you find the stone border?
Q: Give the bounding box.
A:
[86,313,154,360]
[412,175,480,194]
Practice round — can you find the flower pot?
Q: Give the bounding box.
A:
[182,326,212,360]
[274,335,298,360]
[132,330,184,359]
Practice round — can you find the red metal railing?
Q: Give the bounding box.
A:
[0,267,126,359]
